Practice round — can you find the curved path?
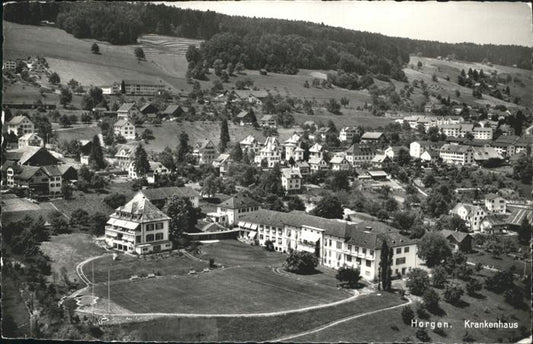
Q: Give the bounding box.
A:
[270,296,413,342]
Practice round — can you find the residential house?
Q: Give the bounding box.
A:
[240,135,261,154]
[371,154,391,169]
[498,124,514,136]
[139,103,158,116]
[281,168,302,193]
[330,156,350,171]
[3,60,17,71]
[193,139,217,165]
[384,146,409,160]
[4,146,60,167]
[238,209,421,280]
[283,133,303,162]
[18,133,43,149]
[207,193,261,226]
[480,215,508,234]
[339,127,360,142]
[367,170,389,181]
[314,127,335,141]
[309,143,324,159]
[450,203,487,232]
[116,103,139,120]
[114,143,140,171]
[295,161,310,177]
[255,137,281,168]
[5,163,74,196]
[345,144,376,167]
[308,156,329,172]
[360,132,384,144]
[139,186,200,209]
[79,140,93,165]
[236,110,256,126]
[259,115,277,128]
[473,127,493,140]
[439,144,474,165]
[105,192,172,254]
[161,104,183,118]
[484,194,507,214]
[410,141,438,161]
[128,161,170,184]
[232,89,269,105]
[440,230,473,253]
[212,153,232,177]
[113,119,136,140]
[7,115,34,135]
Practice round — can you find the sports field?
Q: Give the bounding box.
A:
[83,240,351,315]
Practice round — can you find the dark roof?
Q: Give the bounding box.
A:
[41,165,62,177]
[140,186,200,201]
[347,144,376,155]
[161,104,181,115]
[219,193,261,209]
[440,229,471,243]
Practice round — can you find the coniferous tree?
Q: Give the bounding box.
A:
[231,144,243,162]
[219,119,230,152]
[380,240,393,291]
[89,135,105,169]
[133,144,150,177]
[176,132,190,163]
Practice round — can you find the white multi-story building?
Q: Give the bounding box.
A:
[105,192,173,254]
[439,124,474,138]
[7,116,34,135]
[207,193,261,226]
[450,203,487,232]
[121,79,167,96]
[439,144,474,165]
[281,168,302,193]
[283,134,304,162]
[484,194,507,214]
[255,137,281,168]
[240,135,261,154]
[345,144,376,167]
[238,209,421,281]
[113,119,136,140]
[309,143,324,159]
[473,127,493,140]
[339,127,360,142]
[330,156,350,171]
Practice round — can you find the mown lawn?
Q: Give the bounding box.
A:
[197,240,287,267]
[467,250,531,276]
[93,266,350,314]
[103,292,404,342]
[85,253,208,284]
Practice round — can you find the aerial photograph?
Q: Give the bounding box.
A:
[1,1,532,342]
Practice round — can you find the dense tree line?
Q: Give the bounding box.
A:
[4,2,531,72]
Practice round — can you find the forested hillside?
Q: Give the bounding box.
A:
[4,1,531,75]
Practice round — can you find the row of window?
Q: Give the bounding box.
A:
[146,222,164,231]
[145,233,164,242]
[237,206,259,213]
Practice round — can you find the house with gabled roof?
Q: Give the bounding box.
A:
[360,132,384,144]
[450,203,487,232]
[105,192,172,254]
[18,133,43,149]
[161,104,183,118]
[4,146,60,166]
[240,135,261,154]
[7,115,34,135]
[255,137,281,168]
[139,103,158,115]
[308,156,329,172]
[113,118,136,140]
[330,156,350,171]
[440,230,473,252]
[116,102,139,120]
[309,143,324,159]
[193,139,217,165]
[281,168,302,193]
[259,114,277,128]
[439,144,474,165]
[345,144,376,167]
[207,193,261,226]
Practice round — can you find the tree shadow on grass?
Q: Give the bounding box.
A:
[468,291,486,299]
[428,305,447,317]
[451,299,470,308]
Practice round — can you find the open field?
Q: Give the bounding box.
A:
[467,250,531,276]
[3,21,188,90]
[406,56,532,108]
[142,121,295,153]
[93,266,350,314]
[40,233,106,283]
[197,240,288,267]
[1,196,61,224]
[102,292,403,342]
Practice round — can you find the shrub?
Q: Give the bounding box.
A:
[264,240,275,252]
[335,266,361,288]
[416,328,431,342]
[283,251,318,274]
[466,278,483,296]
[422,288,440,311]
[443,284,464,304]
[433,327,447,337]
[401,305,415,325]
[431,266,447,289]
